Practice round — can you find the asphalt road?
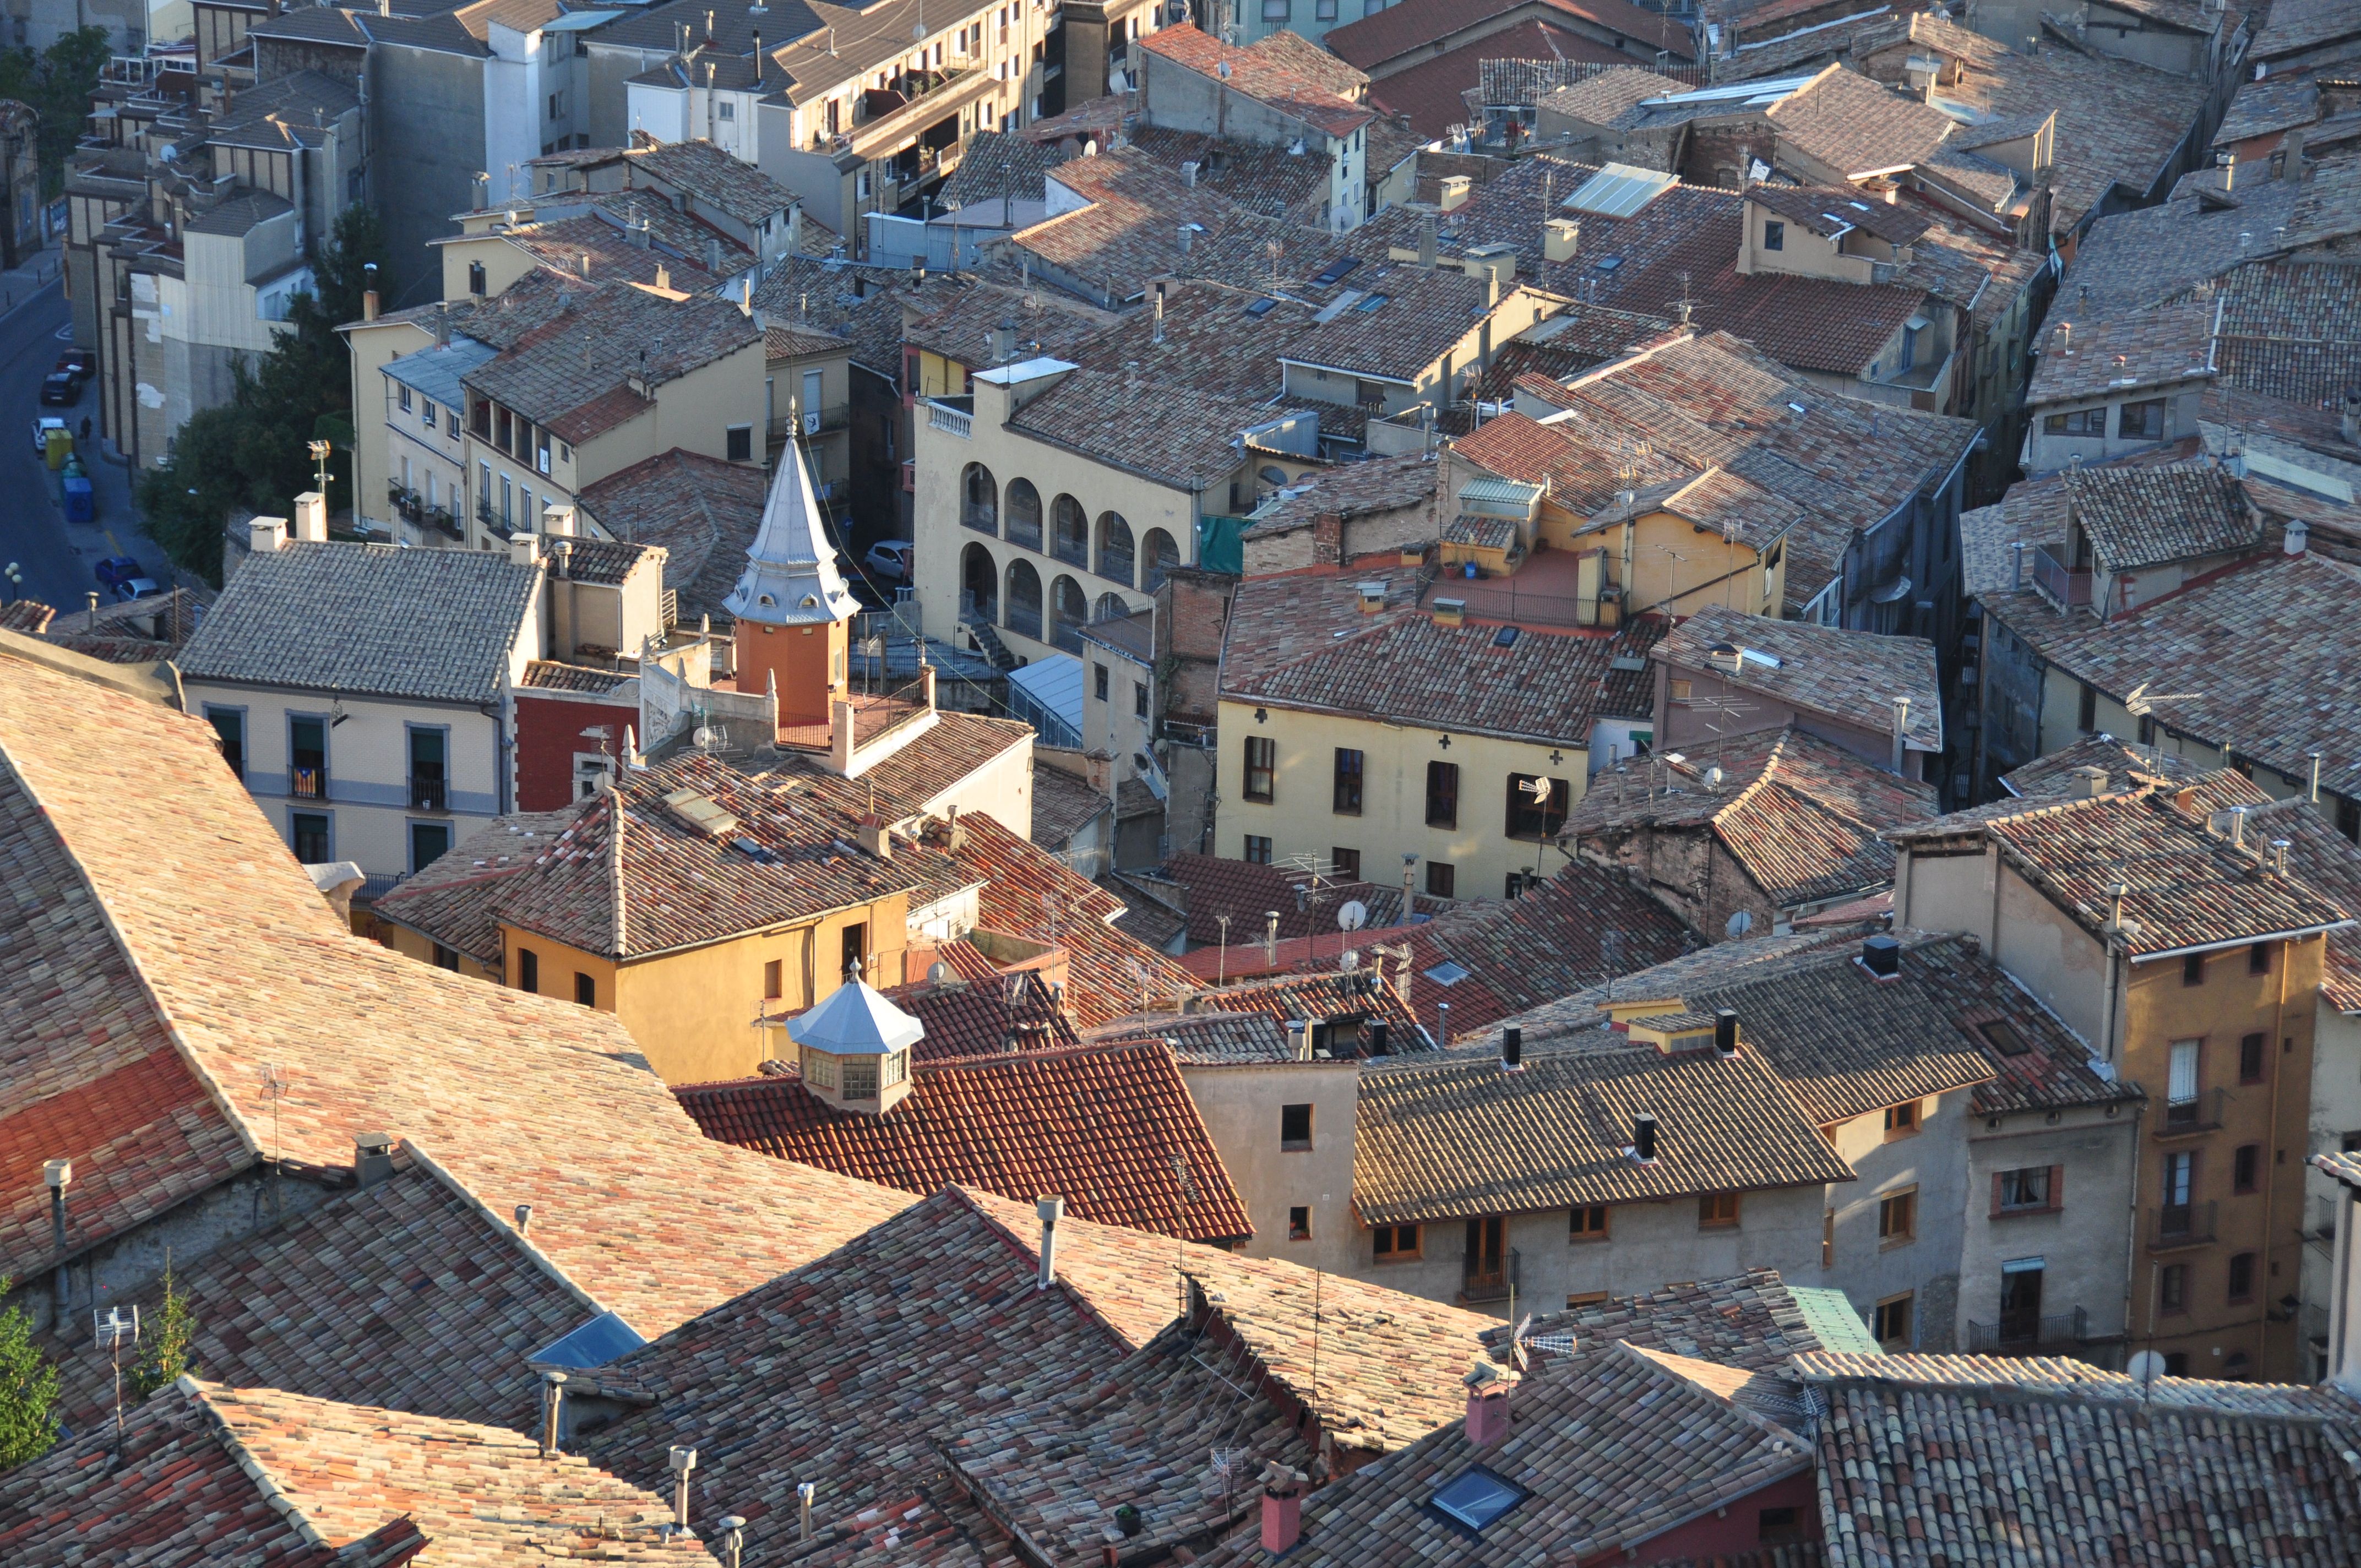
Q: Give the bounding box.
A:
[0,279,152,612]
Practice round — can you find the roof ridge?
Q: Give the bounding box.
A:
[181,1378,339,1554]
[398,1136,622,1329]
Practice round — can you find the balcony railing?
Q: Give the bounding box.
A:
[409,774,447,812]
[2033,543,2092,607]
[927,399,973,438]
[1966,1306,2094,1355]
[768,403,851,442]
[290,764,328,801]
[2152,1199,2217,1250]
[962,502,998,533]
[2158,1087,2229,1136]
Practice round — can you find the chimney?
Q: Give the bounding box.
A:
[668,1446,698,1533]
[1354,579,1387,614]
[249,516,289,554]
[655,263,671,290]
[293,491,328,542]
[1265,910,1280,964]
[511,531,541,568]
[1632,1110,1658,1162]
[798,1482,817,1540]
[1889,694,1912,774]
[2285,518,2309,555]
[856,814,893,859]
[1260,1464,1306,1553]
[362,287,379,321]
[514,1202,534,1234]
[1288,1019,1312,1060]
[434,301,451,349]
[1181,159,1199,187]
[1178,223,1197,256]
[1463,1364,1513,1445]
[2343,391,2360,448]
[473,170,491,208]
[2271,838,2291,875]
[539,1370,568,1457]
[353,1131,394,1187]
[1713,1009,1739,1058]
[706,236,723,274]
[994,319,1017,363]
[1035,1194,1064,1289]
[1418,209,1438,269]
[543,505,577,538]
[1860,933,1901,978]
[1543,217,1580,264]
[2072,764,2109,798]
[2228,804,2248,849]
[1431,596,1466,626]
[1437,175,1471,213]
[1501,1025,1523,1072]
[2281,126,2305,180]
[716,1517,748,1568]
[579,252,592,278]
[45,1158,70,1333]
[1152,286,1166,345]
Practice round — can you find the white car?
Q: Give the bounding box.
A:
[862,540,915,581]
[30,415,66,453]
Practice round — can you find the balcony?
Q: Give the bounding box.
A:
[290,764,328,801]
[409,774,448,812]
[2151,1199,2217,1251]
[927,398,973,439]
[2156,1087,2229,1137]
[768,402,851,442]
[1966,1305,2098,1355]
[2033,543,2092,607]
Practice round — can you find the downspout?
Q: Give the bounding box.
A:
[2260,930,2291,1373]
[2123,1092,2145,1354]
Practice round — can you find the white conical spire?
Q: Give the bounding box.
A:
[723,439,861,626]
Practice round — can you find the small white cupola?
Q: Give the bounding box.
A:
[785,973,923,1114]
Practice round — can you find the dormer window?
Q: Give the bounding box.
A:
[1763,220,1784,251]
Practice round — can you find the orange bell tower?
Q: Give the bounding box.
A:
[723,439,861,732]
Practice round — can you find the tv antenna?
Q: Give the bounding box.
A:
[94,1303,140,1449]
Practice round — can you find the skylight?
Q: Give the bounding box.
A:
[1310,255,1360,286]
[1563,162,1678,219]
[1430,1467,1525,1532]
[1245,297,1279,318]
[1356,292,1389,313]
[1423,960,1470,987]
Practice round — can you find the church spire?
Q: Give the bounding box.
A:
[723,439,859,628]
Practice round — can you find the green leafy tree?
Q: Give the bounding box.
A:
[0,28,111,198]
[126,1260,196,1402]
[0,1278,58,1471]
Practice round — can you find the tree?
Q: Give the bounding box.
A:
[138,204,390,583]
[0,29,110,198]
[0,1278,58,1471]
[127,1260,196,1402]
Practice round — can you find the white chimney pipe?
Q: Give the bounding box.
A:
[510,531,541,568]
[1890,695,1912,774]
[1036,1194,1064,1289]
[669,1446,698,1532]
[249,516,289,555]
[539,1370,568,1457]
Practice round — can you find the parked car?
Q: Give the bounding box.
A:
[95,556,143,590]
[54,350,93,384]
[40,372,78,406]
[861,540,915,581]
[113,576,163,603]
[31,415,66,453]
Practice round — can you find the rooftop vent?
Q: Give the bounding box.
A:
[661,787,740,837]
[1631,1109,1658,1162]
[353,1131,394,1188]
[1356,580,1388,614]
[1859,933,1901,979]
[1261,1463,1308,1552]
[1713,1009,1739,1058]
[1462,1359,1515,1445]
[1707,642,1743,675]
[1432,597,1466,626]
[1036,1194,1064,1291]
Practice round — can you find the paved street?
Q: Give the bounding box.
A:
[0,265,153,613]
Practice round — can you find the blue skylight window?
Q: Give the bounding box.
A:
[1430,1466,1525,1532]
[1310,255,1360,286]
[1245,297,1279,318]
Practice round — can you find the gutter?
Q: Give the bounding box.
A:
[2126,919,2355,964]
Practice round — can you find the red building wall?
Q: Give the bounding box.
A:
[1580,1470,1821,1567]
[513,691,636,812]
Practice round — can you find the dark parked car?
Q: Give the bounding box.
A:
[40,372,77,406]
[95,556,143,590]
[55,350,93,383]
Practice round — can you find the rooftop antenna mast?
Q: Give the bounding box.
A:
[259,1063,287,1217]
[94,1303,139,1453]
[1171,1150,1197,1314]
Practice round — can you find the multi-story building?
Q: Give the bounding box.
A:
[1889,766,2352,1381]
[1131,27,1375,232]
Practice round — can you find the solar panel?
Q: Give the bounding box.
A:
[1309,255,1359,286]
[1564,162,1678,219]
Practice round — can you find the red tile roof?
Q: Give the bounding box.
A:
[1325,0,1690,71]
[1162,850,1442,945]
[892,939,1084,1060]
[1138,26,1375,138]
[1368,21,1632,138]
[676,1040,1251,1241]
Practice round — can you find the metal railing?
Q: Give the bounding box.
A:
[290,765,328,801]
[2152,1199,2217,1250]
[1966,1306,2091,1354]
[962,502,998,533]
[2159,1086,2229,1135]
[409,774,447,812]
[2033,543,2092,607]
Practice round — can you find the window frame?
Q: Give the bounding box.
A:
[1242,736,1276,802]
[1331,846,1362,882]
[288,808,332,866]
[2158,1261,2189,1314]
[1878,1185,1918,1248]
[1873,1291,1913,1349]
[1287,1205,1313,1240]
[406,818,453,875]
[2118,397,2166,440]
[2238,1031,2266,1084]
[204,704,247,780]
[1995,1164,2058,1213]
[1762,218,1785,251]
[1427,861,1455,898]
[1280,1102,1314,1150]
[2226,1249,2257,1303]
[1243,834,1272,865]
[1569,1204,1609,1242]
[1882,1100,1921,1140]
[1332,747,1365,815]
[1372,1222,1422,1261]
[1698,1190,1741,1230]
[1426,758,1460,829]
[2233,1141,2260,1194]
[1504,772,1570,841]
[519,946,540,994]
[574,971,597,1007]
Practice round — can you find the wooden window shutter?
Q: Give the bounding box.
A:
[1990,1170,2004,1218]
[2049,1164,2065,1211]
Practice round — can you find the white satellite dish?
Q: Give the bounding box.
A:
[927,961,951,984]
[1337,899,1368,932]
[2127,1350,2169,1386]
[1726,910,1755,937]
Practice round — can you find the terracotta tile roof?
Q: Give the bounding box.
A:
[1031,764,1111,848]
[1162,851,1432,946]
[1088,1009,1294,1061]
[1571,726,1940,909]
[1373,23,1633,139]
[2029,299,2217,406]
[1353,1034,1855,1224]
[518,658,632,693]
[2251,0,2361,61]
[1978,550,2361,792]
[1540,62,1690,123]
[1190,1340,1811,1568]
[1478,929,1849,1043]
[1890,770,2353,958]
[782,712,1033,814]
[2063,175,2305,322]
[1468,307,1684,401]
[1138,26,1375,138]
[1999,732,2206,797]
[1748,181,1932,244]
[1008,365,1313,493]
[2061,461,2259,571]
[1057,277,1308,402]
[625,136,800,227]
[1479,1266,1837,1371]
[575,448,766,629]
[1325,0,1689,70]
[1010,144,1267,303]
[1126,124,1338,224]
[2247,795,2361,1014]
[500,210,727,292]
[1220,568,1661,742]
[1279,262,1511,385]
[1802,1352,2361,1566]
[177,540,538,704]
[465,283,761,444]
[1165,968,1435,1052]
[900,271,1120,368]
[0,655,914,1333]
[1762,64,1958,176]
[938,127,1072,206]
[2210,257,2361,408]
[1656,604,1943,754]
[0,1378,706,1566]
[370,808,585,966]
[1101,872,1190,950]
[675,1041,1251,1241]
[891,951,1081,1062]
[43,1162,593,1438]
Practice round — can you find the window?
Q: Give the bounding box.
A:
[2163,1350,2189,1375]
[1426,760,1460,828]
[1094,662,1109,701]
[2042,407,2104,437]
[841,922,867,983]
[1758,1506,1805,1545]
[717,99,736,120]
[290,811,330,864]
[519,948,540,993]
[574,971,597,1007]
[2161,1150,2196,1236]
[1978,1019,2030,1055]
[1569,1204,1608,1240]
[1427,861,1455,898]
[536,428,552,475]
[206,707,245,778]
[408,821,452,874]
[1996,1166,2057,1212]
[1873,1292,1912,1349]
[422,399,438,431]
[2078,683,2098,732]
[1243,737,1275,802]
[1883,1101,1921,1139]
[1318,848,1357,884]
[2233,1142,2259,1193]
[547,90,564,119]
[1505,773,1569,840]
[1464,1215,1505,1288]
[399,384,413,413]
[2239,1031,2266,1084]
[1373,1222,1421,1260]
[1699,1191,1740,1229]
[2227,1250,2257,1302]
[1288,1205,1312,1240]
[468,259,486,296]
[1244,834,1272,865]
[764,959,784,1000]
[2118,398,2165,440]
[1669,677,1693,702]
[289,715,327,800]
[1333,748,1364,814]
[1261,0,1287,17]
[2249,941,2271,976]
[1133,682,1149,720]
[2158,1262,2188,1314]
[2167,1038,2200,1124]
[843,1055,878,1100]
[2182,952,2206,986]
[2341,795,2360,843]
[726,425,753,463]
[1429,1467,1525,1533]
[1878,1186,1917,1246]
[1823,1206,1834,1268]
[1763,219,1785,251]
[433,944,460,972]
[1566,1290,1609,1308]
[1280,1103,1313,1149]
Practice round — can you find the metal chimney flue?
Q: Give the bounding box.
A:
[539,1370,568,1457]
[1501,1026,1522,1072]
[798,1481,817,1539]
[1632,1111,1657,1162]
[353,1132,394,1188]
[1036,1194,1064,1289]
[668,1446,698,1532]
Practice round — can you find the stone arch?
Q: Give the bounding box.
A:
[1051,573,1089,652]
[1005,478,1043,551]
[961,462,998,533]
[1096,510,1135,587]
[1141,527,1181,592]
[961,541,998,624]
[1006,558,1043,639]
[1051,493,1090,566]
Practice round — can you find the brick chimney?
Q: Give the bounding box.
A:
[1260,1464,1307,1552]
[1463,1362,1515,1445]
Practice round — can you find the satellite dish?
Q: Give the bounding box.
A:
[2127,1351,2169,1386]
[926,961,950,984]
[1340,949,1360,971]
[1337,899,1368,932]
[1726,910,1755,937]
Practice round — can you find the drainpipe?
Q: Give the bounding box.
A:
[2260,932,2291,1373]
